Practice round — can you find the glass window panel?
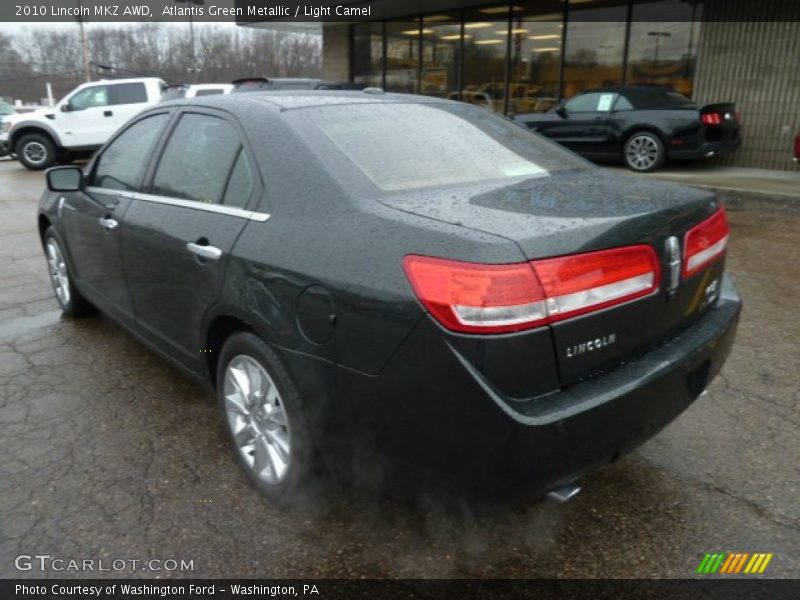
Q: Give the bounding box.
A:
[91,114,169,191]
[298,103,588,192]
[509,1,564,115]
[627,1,703,98]
[421,17,461,100]
[352,22,383,88]
[461,7,510,113]
[152,114,241,205]
[562,1,628,98]
[222,151,254,210]
[112,82,147,105]
[385,21,420,94]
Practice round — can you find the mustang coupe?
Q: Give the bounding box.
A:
[516,85,741,172]
[39,91,741,502]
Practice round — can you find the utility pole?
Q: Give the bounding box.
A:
[175,0,205,82]
[77,0,91,82]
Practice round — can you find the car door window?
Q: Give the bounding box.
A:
[90,113,170,191]
[69,86,110,111]
[151,113,243,205]
[111,82,148,105]
[565,92,618,113]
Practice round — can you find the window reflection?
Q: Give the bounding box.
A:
[422,16,461,99]
[348,0,704,110]
[627,1,703,97]
[509,1,564,115]
[562,1,628,98]
[385,21,420,93]
[461,7,510,112]
[352,22,383,88]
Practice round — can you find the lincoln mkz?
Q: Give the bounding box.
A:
[38,91,741,502]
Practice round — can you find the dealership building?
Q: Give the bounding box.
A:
[246,0,800,171]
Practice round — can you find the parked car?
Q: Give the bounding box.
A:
[0,102,16,118]
[0,102,16,138]
[1,77,164,170]
[38,91,740,503]
[232,77,364,93]
[516,85,741,172]
[161,83,233,101]
[794,130,799,162]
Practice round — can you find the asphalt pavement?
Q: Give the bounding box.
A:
[0,159,797,578]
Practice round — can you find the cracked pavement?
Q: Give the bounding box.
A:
[0,160,797,579]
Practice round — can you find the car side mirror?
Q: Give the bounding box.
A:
[46,166,84,192]
[60,103,71,113]
[556,105,568,118]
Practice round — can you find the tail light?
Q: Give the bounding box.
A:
[403,245,660,334]
[683,207,730,277]
[701,113,721,126]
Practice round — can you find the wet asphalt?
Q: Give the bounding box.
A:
[0,160,797,579]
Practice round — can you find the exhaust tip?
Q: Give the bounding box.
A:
[547,483,582,503]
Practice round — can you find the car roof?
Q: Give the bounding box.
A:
[162,90,452,111]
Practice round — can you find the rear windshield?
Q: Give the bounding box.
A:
[292,102,587,192]
[195,88,226,97]
[161,87,187,101]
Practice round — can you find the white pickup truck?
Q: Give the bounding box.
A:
[1,77,164,170]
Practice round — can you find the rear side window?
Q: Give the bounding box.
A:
[151,113,245,206]
[111,83,148,105]
[223,152,254,209]
[91,113,169,191]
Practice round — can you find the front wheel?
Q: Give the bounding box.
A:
[623,132,666,172]
[43,228,95,317]
[217,332,318,505]
[16,134,57,170]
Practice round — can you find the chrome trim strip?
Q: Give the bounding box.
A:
[84,186,270,222]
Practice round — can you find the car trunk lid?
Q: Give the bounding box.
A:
[382,169,727,386]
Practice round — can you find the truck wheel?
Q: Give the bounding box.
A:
[623,132,666,172]
[16,134,56,170]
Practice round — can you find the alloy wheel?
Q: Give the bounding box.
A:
[46,238,70,306]
[224,355,292,485]
[23,141,48,166]
[625,135,660,171]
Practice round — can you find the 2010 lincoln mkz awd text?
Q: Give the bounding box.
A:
[38,90,741,503]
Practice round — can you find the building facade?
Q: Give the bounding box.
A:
[321,0,800,171]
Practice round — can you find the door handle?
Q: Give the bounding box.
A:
[98,217,118,231]
[186,242,222,261]
[103,110,113,117]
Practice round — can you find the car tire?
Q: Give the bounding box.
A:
[217,331,319,506]
[17,133,57,170]
[623,131,666,172]
[43,228,95,318]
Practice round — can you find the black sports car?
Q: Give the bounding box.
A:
[38,91,741,502]
[516,85,741,172]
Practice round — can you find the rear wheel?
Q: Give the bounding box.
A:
[43,228,95,317]
[217,332,318,505]
[16,133,56,170]
[623,131,666,172]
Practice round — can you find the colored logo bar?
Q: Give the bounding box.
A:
[696,552,773,574]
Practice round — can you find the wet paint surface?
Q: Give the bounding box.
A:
[0,160,797,578]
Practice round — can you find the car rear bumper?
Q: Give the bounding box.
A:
[301,275,741,495]
[668,138,740,160]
